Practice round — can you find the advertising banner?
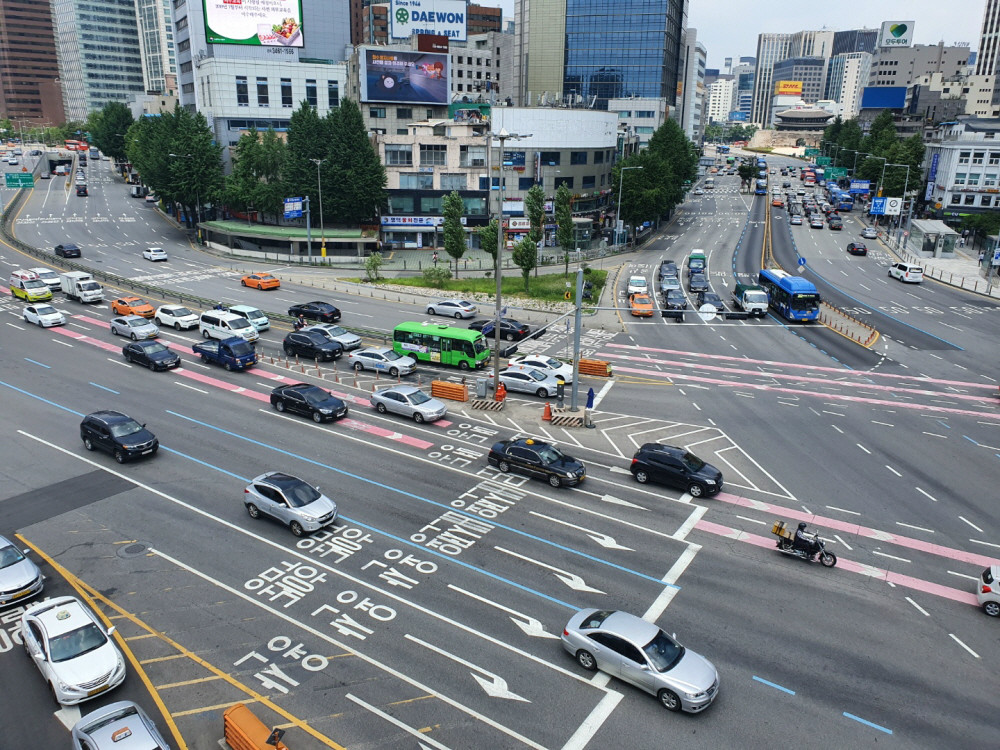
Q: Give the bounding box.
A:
[877,21,914,48]
[360,49,449,105]
[203,0,304,47]
[391,0,467,41]
[774,80,803,96]
[728,111,748,121]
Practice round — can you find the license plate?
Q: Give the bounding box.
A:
[11,588,31,600]
[87,684,110,697]
[142,449,153,454]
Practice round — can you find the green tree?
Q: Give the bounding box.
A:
[860,109,897,162]
[511,236,537,292]
[421,265,452,287]
[166,107,225,229]
[441,190,467,276]
[327,99,387,225]
[524,183,545,275]
[737,162,757,192]
[90,102,134,161]
[615,153,668,228]
[478,219,499,273]
[555,183,574,266]
[225,128,287,223]
[364,251,384,281]
[283,102,327,220]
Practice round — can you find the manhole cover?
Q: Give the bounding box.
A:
[117,542,151,559]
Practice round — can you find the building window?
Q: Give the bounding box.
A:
[177,38,190,52]
[181,82,194,94]
[328,81,339,108]
[570,151,588,165]
[388,195,414,213]
[989,152,1000,166]
[396,128,408,135]
[982,195,993,207]
[421,195,444,213]
[460,145,486,167]
[973,151,985,165]
[950,194,961,204]
[958,151,970,164]
[636,126,654,134]
[256,77,269,106]
[397,107,412,118]
[953,173,966,185]
[636,110,655,117]
[967,173,981,186]
[400,173,433,190]
[554,177,573,189]
[420,144,448,166]
[984,173,997,187]
[440,173,467,190]
[369,107,386,118]
[176,15,188,30]
[540,151,560,166]
[236,76,249,106]
[180,61,192,74]
[618,111,631,118]
[601,174,605,186]
[426,109,433,118]
[306,79,317,107]
[281,78,293,107]
[518,177,535,190]
[384,144,412,166]
[594,151,604,164]
[582,175,596,188]
[463,196,486,215]
[964,194,976,205]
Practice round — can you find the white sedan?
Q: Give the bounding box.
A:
[498,366,564,398]
[155,304,198,330]
[142,247,168,261]
[23,304,66,327]
[507,355,574,383]
[427,299,478,318]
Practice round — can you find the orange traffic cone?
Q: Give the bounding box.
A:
[542,402,552,421]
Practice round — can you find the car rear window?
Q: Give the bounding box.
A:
[579,610,614,629]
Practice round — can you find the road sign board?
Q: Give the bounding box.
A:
[4,172,33,188]
[825,167,847,178]
[884,197,902,215]
[798,257,807,266]
[849,180,871,194]
[816,157,832,166]
[805,148,820,156]
[869,197,887,215]
[283,196,303,219]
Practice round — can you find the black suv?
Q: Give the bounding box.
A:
[288,301,341,323]
[629,443,723,497]
[80,410,158,463]
[55,243,81,258]
[282,330,343,361]
[488,437,585,488]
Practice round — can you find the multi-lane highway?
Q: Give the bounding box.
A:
[1,148,998,749]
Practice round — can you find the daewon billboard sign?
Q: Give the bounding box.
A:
[391,0,467,41]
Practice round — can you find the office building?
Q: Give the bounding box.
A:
[869,43,972,87]
[513,0,686,111]
[53,0,146,121]
[825,52,871,118]
[771,56,827,104]
[923,116,1000,223]
[678,28,706,143]
[134,0,176,94]
[750,33,792,125]
[974,0,1000,106]
[832,29,878,57]
[608,97,667,148]
[705,77,736,123]
[450,32,514,102]
[0,0,64,124]
[732,57,755,119]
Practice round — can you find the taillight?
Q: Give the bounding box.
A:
[563,628,570,636]
[630,458,637,467]
[244,488,250,494]
[982,585,993,594]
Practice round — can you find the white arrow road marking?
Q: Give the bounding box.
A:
[495,547,606,594]
[347,693,453,749]
[405,634,530,702]
[529,511,634,550]
[600,493,646,509]
[448,584,558,639]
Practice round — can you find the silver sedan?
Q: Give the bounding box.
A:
[110,315,159,340]
[0,534,44,607]
[498,366,563,397]
[427,299,478,318]
[371,385,448,422]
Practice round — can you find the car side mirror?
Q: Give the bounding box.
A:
[107,626,116,636]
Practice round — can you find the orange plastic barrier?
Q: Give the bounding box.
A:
[430,380,469,401]
[223,703,289,750]
[577,359,612,377]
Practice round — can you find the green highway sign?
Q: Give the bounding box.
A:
[815,156,832,166]
[5,172,34,188]
[824,167,848,178]
[805,148,820,156]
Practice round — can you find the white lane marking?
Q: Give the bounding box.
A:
[970,538,1000,549]
[53,339,74,347]
[959,516,984,533]
[347,693,452,749]
[736,515,767,525]
[885,465,902,477]
[947,570,979,581]
[592,378,615,408]
[673,505,708,540]
[949,633,980,659]
[529,511,633,550]
[905,597,930,617]
[872,550,911,563]
[447,585,557,639]
[826,505,860,516]
[494,547,605,594]
[560,691,624,750]
[833,535,852,551]
[915,487,938,502]
[921,432,947,438]
[642,544,701,622]
[831,424,843,434]
[856,443,871,454]
[173,382,208,394]
[405,634,530,703]
[896,522,934,533]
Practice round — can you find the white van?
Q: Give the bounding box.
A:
[626,275,648,295]
[888,262,923,284]
[199,310,259,342]
[228,304,270,331]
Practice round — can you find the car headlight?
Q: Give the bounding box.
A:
[685,690,706,699]
[319,409,332,414]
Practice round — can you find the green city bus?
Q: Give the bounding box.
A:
[392,321,490,369]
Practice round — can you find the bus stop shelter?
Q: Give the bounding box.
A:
[200,220,378,263]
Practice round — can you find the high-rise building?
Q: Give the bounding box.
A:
[361,3,501,44]
[0,0,64,124]
[732,57,755,120]
[974,0,1000,106]
[826,52,872,119]
[832,29,878,58]
[705,77,735,123]
[678,28,706,142]
[868,43,972,87]
[514,0,687,111]
[750,33,792,125]
[772,56,827,104]
[53,0,146,121]
[134,0,176,94]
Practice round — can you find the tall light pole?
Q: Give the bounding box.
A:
[310,158,325,258]
[615,165,643,248]
[169,152,201,243]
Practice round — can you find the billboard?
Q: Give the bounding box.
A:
[203,0,304,47]
[774,80,803,96]
[728,111,748,121]
[360,49,449,105]
[860,86,907,110]
[877,21,914,48]
[391,0,467,41]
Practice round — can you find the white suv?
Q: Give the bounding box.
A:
[626,275,648,295]
[888,262,923,283]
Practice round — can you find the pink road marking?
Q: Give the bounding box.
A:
[606,353,997,405]
[54,327,122,354]
[605,342,998,391]
[714,491,999,568]
[610,364,995,419]
[695,519,980,606]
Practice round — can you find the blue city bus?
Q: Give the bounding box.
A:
[837,195,854,211]
[757,269,821,321]
[755,178,768,195]
[718,145,730,154]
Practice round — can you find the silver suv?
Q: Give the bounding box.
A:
[243,472,338,537]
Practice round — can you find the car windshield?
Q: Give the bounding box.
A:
[382,350,402,361]
[80,282,100,291]
[109,419,144,438]
[283,481,322,508]
[243,308,263,319]
[230,318,252,330]
[526,370,546,382]
[304,331,327,344]
[34,305,57,315]
[540,357,562,369]
[144,343,168,355]
[302,387,332,406]
[325,325,348,336]
[24,280,47,290]
[171,307,193,317]
[229,340,253,356]
[406,390,432,405]
[746,292,768,304]
[472,337,488,354]
[642,630,685,672]
[49,623,107,662]
[458,300,474,307]
[0,544,26,569]
[536,445,564,464]
[682,452,706,471]
[126,318,147,327]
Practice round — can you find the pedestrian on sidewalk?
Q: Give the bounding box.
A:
[432,251,439,266]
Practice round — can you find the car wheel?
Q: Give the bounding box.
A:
[427,307,435,315]
[23,315,28,323]
[536,388,548,398]
[224,362,233,371]
[634,470,649,484]
[454,312,462,319]
[147,361,155,371]
[175,322,182,331]
[130,332,138,341]
[241,280,247,286]
[413,412,425,423]
[498,460,510,473]
[274,400,286,412]
[289,521,305,537]
[687,483,705,497]
[983,601,1000,617]
[548,474,561,488]
[110,327,118,336]
[376,402,387,413]
[202,329,210,338]
[246,503,261,519]
[505,332,515,341]
[576,650,597,671]
[312,411,323,423]
[459,360,470,370]
[284,345,294,356]
[354,362,364,371]
[114,450,126,464]
[83,436,94,451]
[658,689,682,712]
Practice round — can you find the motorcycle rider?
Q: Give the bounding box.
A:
[793,522,818,556]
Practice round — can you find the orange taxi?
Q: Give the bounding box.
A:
[241,272,281,290]
[629,293,655,317]
[111,296,155,318]
[772,197,784,207]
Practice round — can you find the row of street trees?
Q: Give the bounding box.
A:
[821,111,925,198]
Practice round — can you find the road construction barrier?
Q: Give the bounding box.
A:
[577,358,613,377]
[223,704,289,750]
[430,380,469,402]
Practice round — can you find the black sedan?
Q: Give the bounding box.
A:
[55,243,81,258]
[664,289,687,310]
[469,317,531,341]
[288,301,341,323]
[696,291,724,310]
[122,341,181,371]
[282,330,343,361]
[688,273,710,294]
[270,383,348,423]
[847,242,868,256]
[488,437,586,488]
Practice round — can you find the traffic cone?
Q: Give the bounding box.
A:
[542,402,552,421]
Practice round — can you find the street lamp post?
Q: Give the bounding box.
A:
[310,158,325,260]
[615,166,643,248]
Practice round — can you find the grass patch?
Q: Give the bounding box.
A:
[378,268,608,303]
